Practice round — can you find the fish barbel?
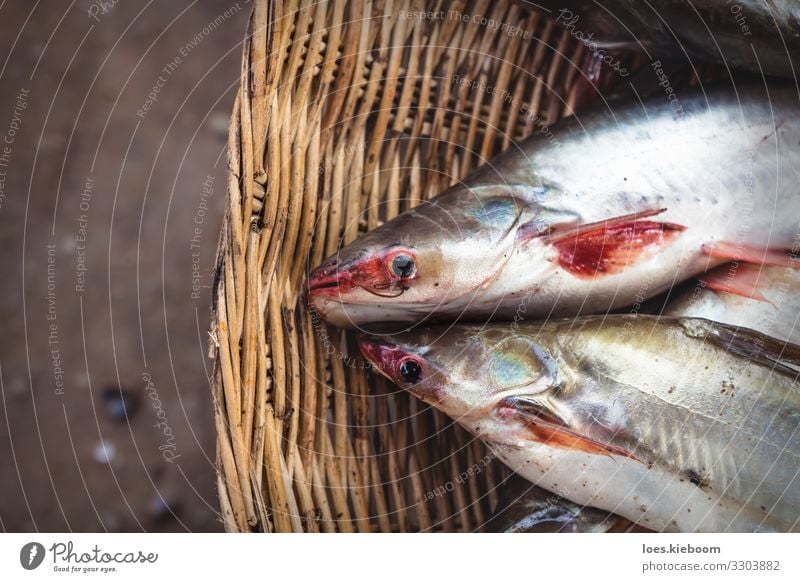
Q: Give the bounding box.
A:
[358,316,800,532]
[307,84,800,327]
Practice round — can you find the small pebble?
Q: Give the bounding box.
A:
[149,496,181,525]
[100,511,122,532]
[101,385,140,423]
[206,111,230,136]
[92,440,116,464]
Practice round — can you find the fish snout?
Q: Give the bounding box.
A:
[357,334,413,382]
[356,334,393,370]
[358,334,439,401]
[306,258,351,297]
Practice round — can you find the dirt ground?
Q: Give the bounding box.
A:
[0,0,251,532]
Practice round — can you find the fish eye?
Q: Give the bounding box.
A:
[398,358,422,383]
[391,255,416,279]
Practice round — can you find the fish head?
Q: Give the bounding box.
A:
[307,192,531,327]
[357,326,562,440]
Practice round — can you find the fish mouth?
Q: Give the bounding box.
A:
[306,261,352,297]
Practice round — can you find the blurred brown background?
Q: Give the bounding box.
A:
[0,0,251,531]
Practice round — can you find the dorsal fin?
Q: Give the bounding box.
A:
[679,318,800,376]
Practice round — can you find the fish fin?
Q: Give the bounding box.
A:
[680,319,800,375]
[699,263,771,303]
[544,209,686,278]
[519,207,667,243]
[702,242,800,269]
[569,47,626,111]
[499,397,641,463]
[517,219,559,242]
[525,421,642,462]
[550,208,669,236]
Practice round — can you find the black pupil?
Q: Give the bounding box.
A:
[392,255,415,278]
[399,359,421,383]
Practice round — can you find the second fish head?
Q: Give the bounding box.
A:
[356,325,564,444]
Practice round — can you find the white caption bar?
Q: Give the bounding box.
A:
[0,533,797,581]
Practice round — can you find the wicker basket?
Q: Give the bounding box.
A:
[210,0,615,532]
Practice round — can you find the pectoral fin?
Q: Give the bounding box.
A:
[498,397,642,462]
[525,420,642,461]
[544,209,686,278]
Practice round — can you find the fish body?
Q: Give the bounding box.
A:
[308,85,800,327]
[358,316,800,532]
[472,258,800,535]
[483,476,627,533]
[663,264,800,344]
[519,0,800,79]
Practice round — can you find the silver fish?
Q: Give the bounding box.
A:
[307,84,800,327]
[517,0,800,79]
[359,316,800,532]
[482,476,631,533]
[488,286,799,532]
